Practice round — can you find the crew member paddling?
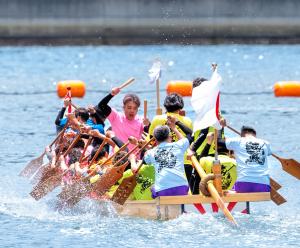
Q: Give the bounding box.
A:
[216,125,271,193]
[143,123,190,198]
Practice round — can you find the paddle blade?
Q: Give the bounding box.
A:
[111,175,137,205]
[270,177,281,191]
[19,152,45,178]
[270,188,287,206]
[274,155,300,180]
[57,179,91,208]
[57,184,73,201]
[30,163,49,185]
[30,168,61,200]
[92,163,128,197]
[57,162,129,208]
[34,166,57,186]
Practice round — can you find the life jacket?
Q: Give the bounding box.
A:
[199,155,237,190]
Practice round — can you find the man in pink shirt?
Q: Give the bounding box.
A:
[97,86,149,150]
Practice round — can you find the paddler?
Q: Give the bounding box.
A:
[143,121,190,198]
[212,125,271,193]
[147,93,193,192]
[188,75,229,194]
[97,86,150,150]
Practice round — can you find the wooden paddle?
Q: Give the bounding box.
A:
[226,125,300,180]
[56,138,110,203]
[56,139,130,207]
[111,161,143,205]
[29,126,70,184]
[270,177,281,191]
[57,141,130,202]
[270,187,287,206]
[61,138,153,208]
[269,178,286,205]
[79,137,93,163]
[119,77,135,89]
[191,155,238,225]
[100,141,130,166]
[19,122,69,178]
[59,139,153,207]
[88,138,109,166]
[30,133,82,200]
[91,138,154,197]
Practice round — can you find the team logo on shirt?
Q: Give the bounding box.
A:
[136,175,153,193]
[154,147,177,173]
[245,142,265,165]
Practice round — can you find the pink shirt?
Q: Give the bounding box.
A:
[108,108,144,151]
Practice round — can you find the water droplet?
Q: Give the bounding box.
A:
[168,61,174,66]
[258,55,264,60]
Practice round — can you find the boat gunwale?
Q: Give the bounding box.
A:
[124,192,271,205]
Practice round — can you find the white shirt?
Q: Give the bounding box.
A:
[225,136,271,185]
[144,138,189,192]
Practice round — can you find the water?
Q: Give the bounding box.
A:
[0,45,300,247]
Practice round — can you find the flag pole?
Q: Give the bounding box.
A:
[211,63,222,195]
[156,77,162,115]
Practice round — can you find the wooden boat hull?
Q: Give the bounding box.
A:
[111,192,271,220]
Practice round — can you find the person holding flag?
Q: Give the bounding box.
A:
[188,64,227,194]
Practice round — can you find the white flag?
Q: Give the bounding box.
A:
[191,69,222,132]
[148,60,161,84]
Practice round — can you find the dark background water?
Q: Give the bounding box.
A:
[0,45,299,247]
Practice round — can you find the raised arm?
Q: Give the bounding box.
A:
[55,99,70,126]
[167,116,184,140]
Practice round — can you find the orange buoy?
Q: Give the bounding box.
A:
[274,81,300,97]
[57,80,86,98]
[166,81,192,97]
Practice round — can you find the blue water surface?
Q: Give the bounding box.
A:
[0,45,300,248]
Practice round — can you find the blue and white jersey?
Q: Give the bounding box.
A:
[225,136,271,185]
[144,138,189,192]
